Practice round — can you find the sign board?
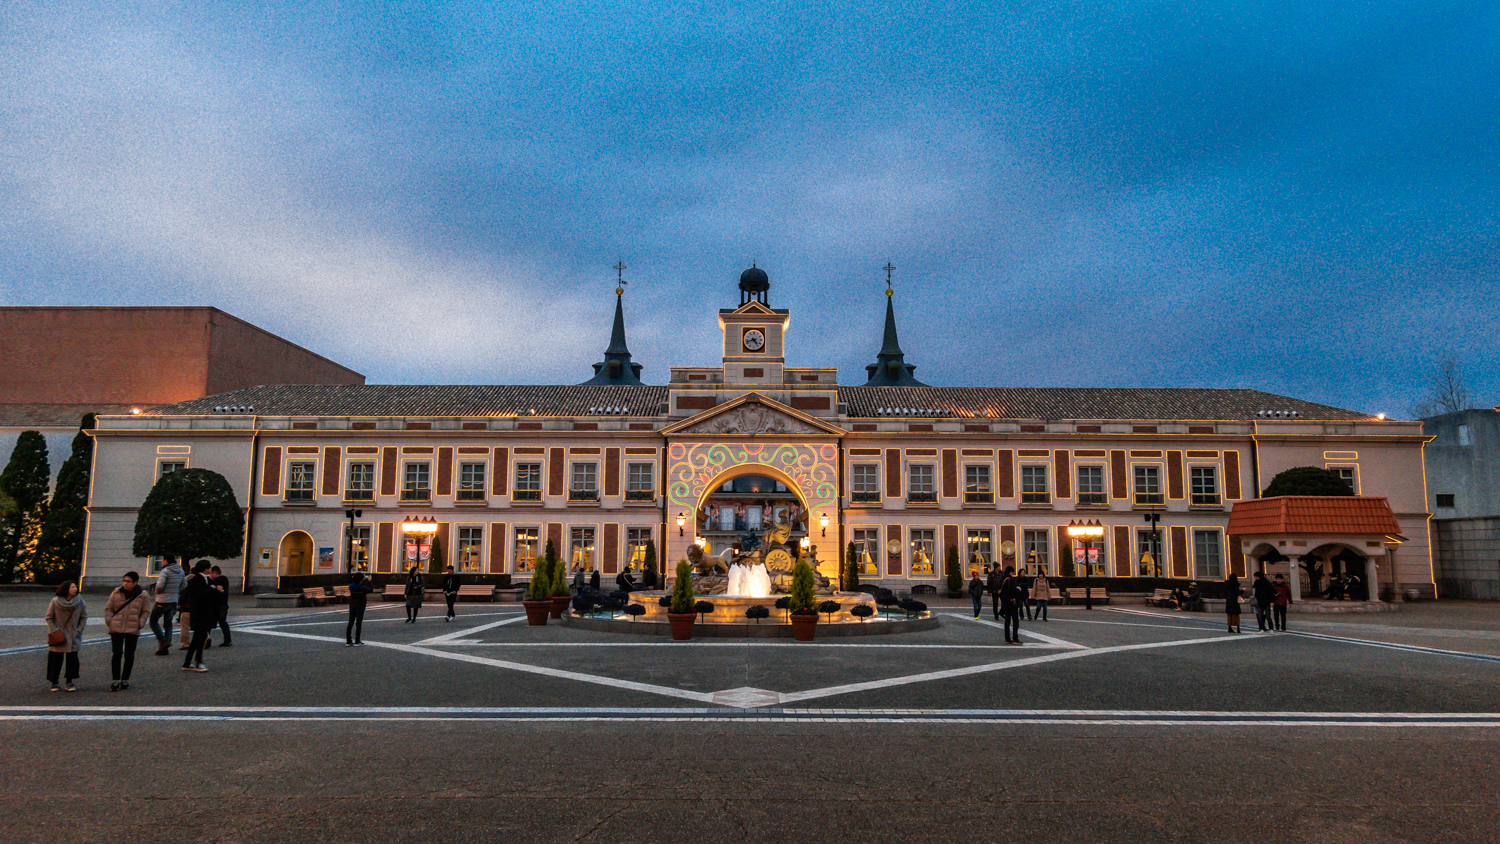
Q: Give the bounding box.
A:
[258,548,273,569]
[317,547,335,569]
[1087,547,1100,563]
[1074,547,1086,563]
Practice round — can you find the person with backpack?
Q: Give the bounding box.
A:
[442,565,460,621]
[149,555,184,656]
[104,571,152,691]
[346,571,373,646]
[45,581,88,692]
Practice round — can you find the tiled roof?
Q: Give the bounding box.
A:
[0,403,141,428]
[837,387,1369,421]
[142,385,670,418]
[1227,497,1402,536]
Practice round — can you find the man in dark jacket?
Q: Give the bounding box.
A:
[1000,566,1024,645]
[180,561,218,672]
[209,565,232,647]
[442,566,460,621]
[967,569,984,619]
[1252,570,1277,632]
[346,572,373,646]
[986,565,1002,621]
[589,569,601,592]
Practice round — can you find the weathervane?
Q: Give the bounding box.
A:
[613,260,627,295]
[883,262,896,296]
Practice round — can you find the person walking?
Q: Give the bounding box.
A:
[149,555,184,656]
[1032,573,1051,622]
[967,569,984,619]
[1000,566,1024,645]
[1224,573,1243,634]
[573,565,585,594]
[1019,573,1033,621]
[180,561,217,672]
[1272,573,1292,632]
[986,564,1002,621]
[209,565,232,646]
[404,566,425,623]
[1252,570,1276,633]
[346,571,372,646]
[104,571,152,691]
[442,565,460,621]
[45,581,88,692]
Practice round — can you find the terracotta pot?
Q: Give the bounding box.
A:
[522,599,551,626]
[667,612,696,641]
[790,613,818,642]
[549,595,570,619]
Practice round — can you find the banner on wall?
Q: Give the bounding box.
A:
[317,547,335,568]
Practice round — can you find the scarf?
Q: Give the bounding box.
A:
[55,594,83,610]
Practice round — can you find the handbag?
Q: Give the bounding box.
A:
[47,629,66,647]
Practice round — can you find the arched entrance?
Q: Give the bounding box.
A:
[279,531,314,577]
[694,465,811,559]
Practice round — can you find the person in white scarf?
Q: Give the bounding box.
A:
[45,581,88,692]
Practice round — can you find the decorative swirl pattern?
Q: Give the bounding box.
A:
[667,441,838,515]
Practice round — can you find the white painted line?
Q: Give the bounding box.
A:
[1288,630,1500,664]
[945,613,1085,648]
[428,641,1076,649]
[413,614,529,645]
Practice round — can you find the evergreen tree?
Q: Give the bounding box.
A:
[669,559,695,614]
[643,539,658,589]
[33,415,95,583]
[0,431,50,582]
[132,468,245,562]
[843,541,859,592]
[550,549,570,596]
[1262,466,1356,497]
[427,531,445,574]
[789,559,817,613]
[945,545,962,593]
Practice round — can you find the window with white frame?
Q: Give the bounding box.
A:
[346,525,371,571]
[1193,529,1223,579]
[457,462,487,501]
[852,464,880,502]
[285,461,316,502]
[1133,465,1163,505]
[1021,465,1050,504]
[514,527,539,572]
[569,463,598,501]
[627,527,652,566]
[966,529,993,576]
[1137,529,1161,577]
[570,526,596,568]
[965,465,993,504]
[345,461,375,501]
[626,463,655,500]
[909,528,936,576]
[1329,466,1358,494]
[853,528,881,575]
[514,462,542,501]
[402,462,431,501]
[1077,465,1106,505]
[1022,529,1050,575]
[158,461,186,481]
[457,526,483,572]
[907,464,935,502]
[1190,466,1220,506]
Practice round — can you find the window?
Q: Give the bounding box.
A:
[1075,536,1107,576]
[158,461,185,480]
[626,463,655,501]
[1021,465,1050,504]
[285,461,316,502]
[965,529,993,576]
[852,464,880,503]
[1133,465,1163,505]
[514,527,539,572]
[965,465,993,504]
[627,527,652,566]
[1190,466,1220,505]
[457,462,487,501]
[1022,529,1050,575]
[1137,529,1161,577]
[457,527,483,573]
[346,525,371,571]
[907,465,936,503]
[1436,493,1455,508]
[1193,530,1223,579]
[345,461,375,502]
[1330,467,1357,494]
[1077,466,1106,505]
[569,463,598,501]
[909,529,936,576]
[853,528,881,575]
[570,527,596,568]
[402,462,431,501]
[513,462,542,501]
[402,534,432,568]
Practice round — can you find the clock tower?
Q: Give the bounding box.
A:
[719,265,791,385]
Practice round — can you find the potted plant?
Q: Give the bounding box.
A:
[547,543,570,619]
[668,560,696,640]
[945,546,963,598]
[522,558,552,626]
[788,559,819,641]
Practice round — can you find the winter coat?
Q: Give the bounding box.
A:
[46,596,88,652]
[1032,576,1053,601]
[347,579,373,611]
[405,572,425,607]
[154,563,185,605]
[442,573,460,596]
[104,586,152,635]
[967,576,984,598]
[589,571,601,591]
[986,569,1002,595]
[209,574,231,608]
[181,574,220,629]
[1224,576,1242,614]
[1252,576,1276,605]
[1272,582,1292,606]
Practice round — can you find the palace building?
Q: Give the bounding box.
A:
[81,267,1435,599]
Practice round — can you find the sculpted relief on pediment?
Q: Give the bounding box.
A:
[679,403,825,436]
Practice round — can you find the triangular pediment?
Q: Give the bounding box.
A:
[662,393,845,436]
[730,300,778,317]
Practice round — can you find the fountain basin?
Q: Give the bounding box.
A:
[559,591,940,638]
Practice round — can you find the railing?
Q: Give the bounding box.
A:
[907,491,937,503]
[512,489,541,502]
[1191,493,1221,506]
[568,488,599,502]
[851,491,881,503]
[1134,493,1165,506]
[1077,492,1107,505]
[283,488,315,503]
[1021,492,1051,504]
[343,489,374,502]
[625,489,655,501]
[456,487,487,501]
[400,488,431,502]
[964,492,994,504]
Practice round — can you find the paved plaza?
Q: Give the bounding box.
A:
[3,594,1499,842]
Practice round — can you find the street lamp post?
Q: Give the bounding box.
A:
[1067,519,1105,610]
[400,515,438,573]
[344,509,362,573]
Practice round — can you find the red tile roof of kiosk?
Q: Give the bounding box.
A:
[1227,496,1402,536]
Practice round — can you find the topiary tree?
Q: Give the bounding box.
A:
[843,541,859,592]
[670,559,695,614]
[526,555,551,600]
[945,545,962,593]
[132,468,245,564]
[789,559,817,615]
[0,431,50,583]
[550,548,570,596]
[1262,466,1356,497]
[643,539,658,589]
[32,415,95,583]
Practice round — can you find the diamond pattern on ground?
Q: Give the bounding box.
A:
[712,687,783,707]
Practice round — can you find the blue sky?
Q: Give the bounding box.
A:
[2,1,1496,416]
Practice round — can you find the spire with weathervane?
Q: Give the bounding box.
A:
[863,263,927,387]
[580,261,645,386]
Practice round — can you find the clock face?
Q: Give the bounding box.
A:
[743,328,766,352]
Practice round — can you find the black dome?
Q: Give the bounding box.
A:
[739,265,769,291]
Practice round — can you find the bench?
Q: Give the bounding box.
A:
[456,585,495,603]
[301,587,330,607]
[383,584,407,601]
[1063,587,1110,605]
[330,586,350,603]
[1147,588,1176,608]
